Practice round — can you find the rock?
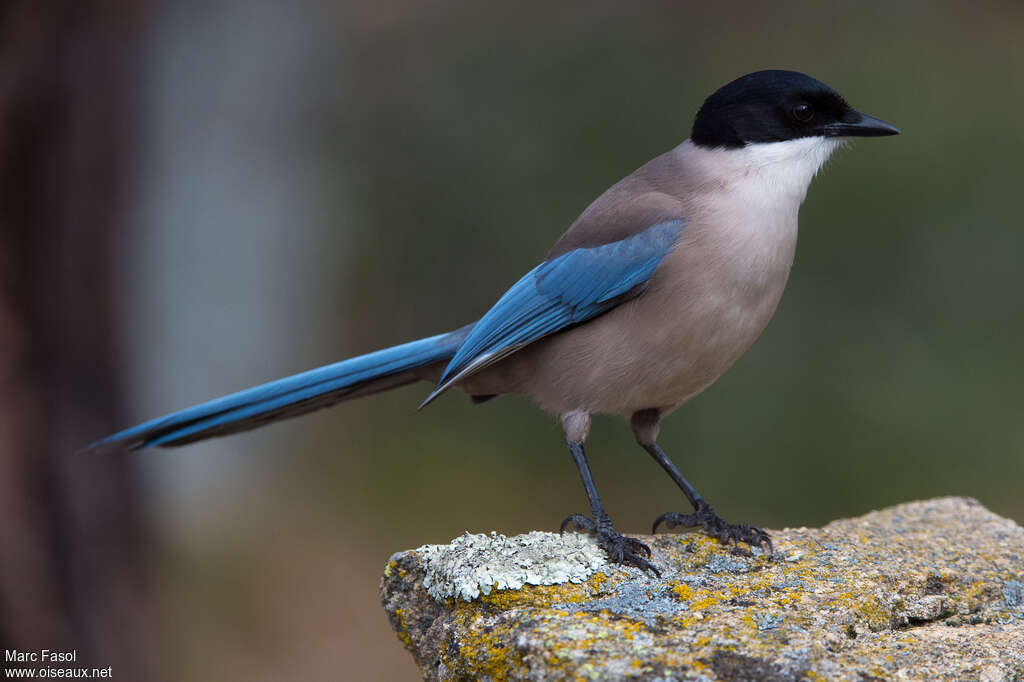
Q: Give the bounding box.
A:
[380,497,1024,681]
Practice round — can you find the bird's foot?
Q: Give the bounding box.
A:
[560,513,660,576]
[652,501,773,555]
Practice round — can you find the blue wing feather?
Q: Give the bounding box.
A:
[423,219,684,403]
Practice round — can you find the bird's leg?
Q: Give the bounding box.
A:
[560,439,659,574]
[631,409,772,554]
[558,411,659,575]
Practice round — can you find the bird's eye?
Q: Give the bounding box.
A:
[791,103,814,123]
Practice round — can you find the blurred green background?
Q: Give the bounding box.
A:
[4,1,1023,680]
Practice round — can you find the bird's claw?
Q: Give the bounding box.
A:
[652,501,773,556]
[560,513,596,534]
[560,513,659,576]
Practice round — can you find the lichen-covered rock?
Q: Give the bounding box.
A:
[380,497,1024,681]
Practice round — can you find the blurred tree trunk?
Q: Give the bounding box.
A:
[0,2,156,678]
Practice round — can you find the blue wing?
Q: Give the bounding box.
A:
[421,219,685,405]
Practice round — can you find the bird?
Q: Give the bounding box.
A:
[89,70,899,574]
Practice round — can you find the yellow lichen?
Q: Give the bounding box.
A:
[443,606,527,681]
[672,582,693,600]
[856,595,891,632]
[392,608,414,649]
[739,611,756,630]
[690,596,719,611]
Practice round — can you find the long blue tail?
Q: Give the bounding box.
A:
[88,325,472,451]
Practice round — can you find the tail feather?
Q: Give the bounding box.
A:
[88,325,471,451]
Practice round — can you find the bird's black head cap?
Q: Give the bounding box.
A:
[691,70,899,149]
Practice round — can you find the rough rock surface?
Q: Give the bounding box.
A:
[380,498,1024,681]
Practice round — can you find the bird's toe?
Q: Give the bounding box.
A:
[560,513,659,576]
[560,513,597,534]
[652,501,773,555]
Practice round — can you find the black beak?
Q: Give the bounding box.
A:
[824,110,901,138]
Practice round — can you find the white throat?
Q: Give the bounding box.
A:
[686,136,843,207]
[732,136,843,203]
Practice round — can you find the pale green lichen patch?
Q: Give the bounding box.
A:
[382,498,1024,680]
[416,530,607,601]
